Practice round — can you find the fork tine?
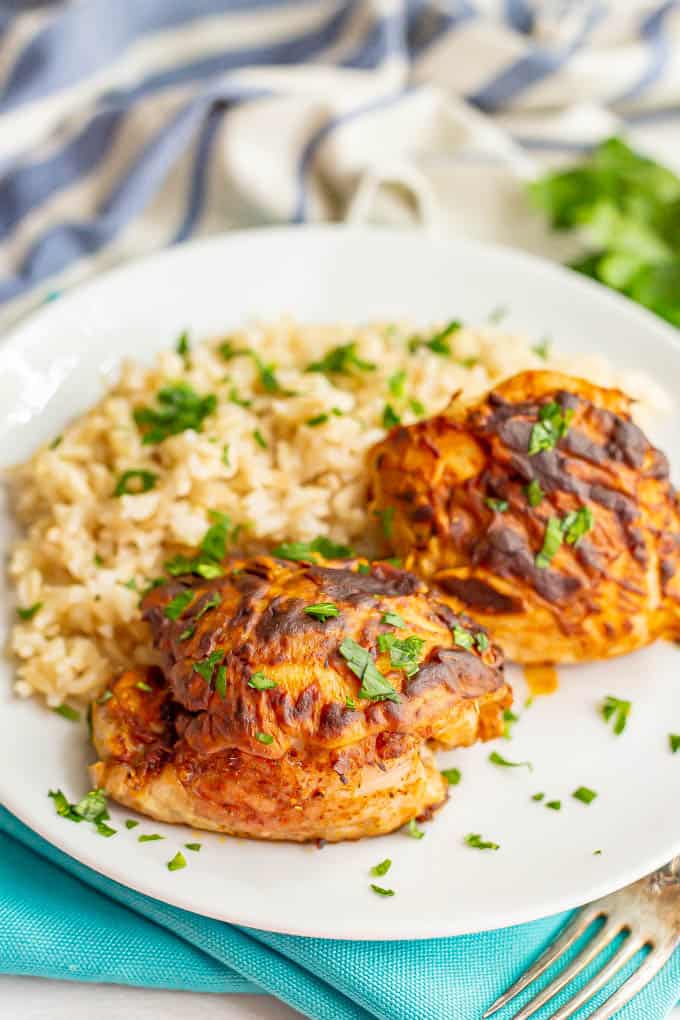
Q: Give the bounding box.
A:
[506,918,622,1020]
[548,936,643,1020]
[482,908,601,1018]
[584,941,677,1020]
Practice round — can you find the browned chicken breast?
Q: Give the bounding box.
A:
[367,370,680,664]
[91,555,510,841]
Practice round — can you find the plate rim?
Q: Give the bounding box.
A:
[2,224,680,940]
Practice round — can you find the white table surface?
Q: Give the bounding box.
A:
[2,975,677,1018]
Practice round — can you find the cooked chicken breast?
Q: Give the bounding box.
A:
[91,555,510,841]
[367,370,680,664]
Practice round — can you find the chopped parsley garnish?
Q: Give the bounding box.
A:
[374,506,395,539]
[304,602,340,621]
[488,305,508,324]
[452,625,475,651]
[546,800,562,811]
[17,602,42,621]
[381,611,405,628]
[163,590,194,620]
[489,751,532,771]
[135,680,153,693]
[49,788,113,834]
[215,666,227,699]
[176,331,190,358]
[229,387,252,408]
[370,884,395,897]
[409,398,425,416]
[255,731,274,745]
[370,858,392,877]
[345,696,357,709]
[602,695,631,735]
[502,708,518,739]
[411,320,462,355]
[138,833,164,842]
[532,339,551,360]
[94,554,104,567]
[125,819,139,829]
[218,339,247,361]
[441,767,461,785]
[273,536,353,562]
[194,650,224,684]
[532,792,545,802]
[485,498,508,513]
[193,592,222,624]
[339,637,400,703]
[53,704,80,722]
[200,510,231,562]
[96,690,113,704]
[356,562,371,575]
[593,849,603,855]
[465,833,499,851]
[122,578,137,590]
[388,370,407,398]
[306,343,375,375]
[528,401,574,456]
[535,516,564,568]
[253,429,268,449]
[670,734,680,753]
[167,851,187,871]
[377,633,425,678]
[573,786,598,805]
[251,353,286,395]
[562,506,594,545]
[248,671,277,690]
[222,444,230,466]
[405,818,425,839]
[185,843,201,852]
[526,479,544,507]
[306,413,329,427]
[49,435,63,450]
[134,383,216,444]
[382,404,401,429]
[475,632,490,653]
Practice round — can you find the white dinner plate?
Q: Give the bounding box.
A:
[0,226,679,941]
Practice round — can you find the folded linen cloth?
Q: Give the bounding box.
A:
[1,3,680,1017]
[2,805,680,1019]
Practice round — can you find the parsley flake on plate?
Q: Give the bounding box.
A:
[452,625,475,651]
[125,819,139,830]
[370,884,395,897]
[562,506,594,545]
[134,383,216,444]
[345,696,357,709]
[53,704,80,722]
[138,833,164,842]
[339,637,400,703]
[304,602,340,621]
[602,695,632,735]
[370,859,392,877]
[388,370,407,398]
[441,768,461,786]
[193,650,224,684]
[528,401,574,456]
[185,843,202,852]
[546,800,562,811]
[377,633,425,678]
[532,792,545,802]
[306,413,329,427]
[502,708,518,739]
[273,536,354,562]
[535,516,564,568]
[488,751,532,771]
[253,429,268,449]
[248,671,277,690]
[410,320,462,356]
[167,851,187,872]
[464,833,499,851]
[670,734,680,753]
[573,786,598,805]
[405,819,425,840]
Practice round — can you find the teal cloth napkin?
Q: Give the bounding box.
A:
[1,805,677,1019]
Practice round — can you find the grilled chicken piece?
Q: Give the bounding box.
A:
[367,370,680,664]
[91,555,510,841]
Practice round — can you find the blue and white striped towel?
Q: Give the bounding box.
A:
[1,0,679,325]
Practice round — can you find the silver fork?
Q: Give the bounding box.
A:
[484,858,680,1020]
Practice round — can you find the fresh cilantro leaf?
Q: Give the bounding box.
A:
[377,633,425,678]
[382,404,401,429]
[306,343,375,375]
[200,510,231,562]
[535,516,564,568]
[134,383,216,444]
[370,884,395,897]
[405,818,425,839]
[255,731,274,745]
[273,536,353,561]
[194,650,224,684]
[528,402,574,456]
[163,590,194,620]
[215,665,227,699]
[167,851,187,871]
[562,506,594,545]
[411,320,462,355]
[370,858,392,877]
[345,696,356,709]
[185,843,202,852]
[489,751,532,771]
[464,833,499,851]
[475,632,490,653]
[526,480,544,507]
[381,611,405,628]
[17,602,43,620]
[306,413,329,426]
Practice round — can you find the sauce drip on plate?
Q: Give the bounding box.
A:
[523,664,559,696]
